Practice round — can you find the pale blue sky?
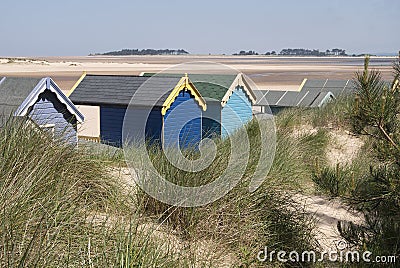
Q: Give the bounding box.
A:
[0,0,399,56]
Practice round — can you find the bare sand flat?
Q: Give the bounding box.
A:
[0,56,395,93]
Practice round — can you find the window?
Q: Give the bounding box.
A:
[39,123,55,138]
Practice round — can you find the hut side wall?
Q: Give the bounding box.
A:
[100,105,162,147]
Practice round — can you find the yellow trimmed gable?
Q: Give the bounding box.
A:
[298,78,308,92]
[67,71,87,97]
[161,75,207,115]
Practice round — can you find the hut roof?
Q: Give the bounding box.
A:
[69,74,206,112]
[0,77,42,117]
[255,89,335,108]
[69,75,180,106]
[142,73,257,104]
[299,79,357,96]
[0,77,84,122]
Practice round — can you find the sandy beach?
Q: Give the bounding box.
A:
[0,56,396,94]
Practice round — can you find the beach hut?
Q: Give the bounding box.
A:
[68,74,206,148]
[253,88,336,115]
[0,77,84,144]
[193,74,257,138]
[143,73,257,139]
[252,78,360,115]
[299,79,357,96]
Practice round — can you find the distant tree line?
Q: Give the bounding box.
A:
[90,49,189,56]
[279,48,347,56]
[92,48,374,57]
[233,50,259,55]
[232,48,348,56]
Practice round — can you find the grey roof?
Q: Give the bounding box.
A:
[254,89,335,109]
[254,78,358,109]
[277,91,305,107]
[253,89,266,104]
[301,79,356,96]
[0,77,42,117]
[254,78,392,111]
[304,80,326,88]
[263,91,286,105]
[325,80,348,88]
[297,90,322,107]
[69,75,182,107]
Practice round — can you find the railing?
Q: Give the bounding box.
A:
[78,135,101,143]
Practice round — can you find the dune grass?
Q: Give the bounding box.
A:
[274,96,353,130]
[0,104,346,267]
[0,115,320,267]
[127,118,320,267]
[0,117,194,267]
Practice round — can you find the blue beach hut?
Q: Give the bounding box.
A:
[192,73,257,138]
[69,74,206,148]
[143,73,257,139]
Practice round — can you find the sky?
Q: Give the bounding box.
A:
[0,0,399,56]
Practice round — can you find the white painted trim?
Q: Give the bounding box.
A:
[258,90,270,105]
[39,123,55,128]
[39,123,55,138]
[221,73,257,107]
[15,78,47,116]
[240,74,258,104]
[275,91,288,106]
[342,79,350,95]
[316,91,335,108]
[221,74,241,107]
[296,91,309,106]
[15,78,84,123]
[321,78,328,90]
[49,82,84,122]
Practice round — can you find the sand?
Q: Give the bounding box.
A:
[295,194,363,251]
[326,130,364,167]
[0,55,396,93]
[113,164,364,255]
